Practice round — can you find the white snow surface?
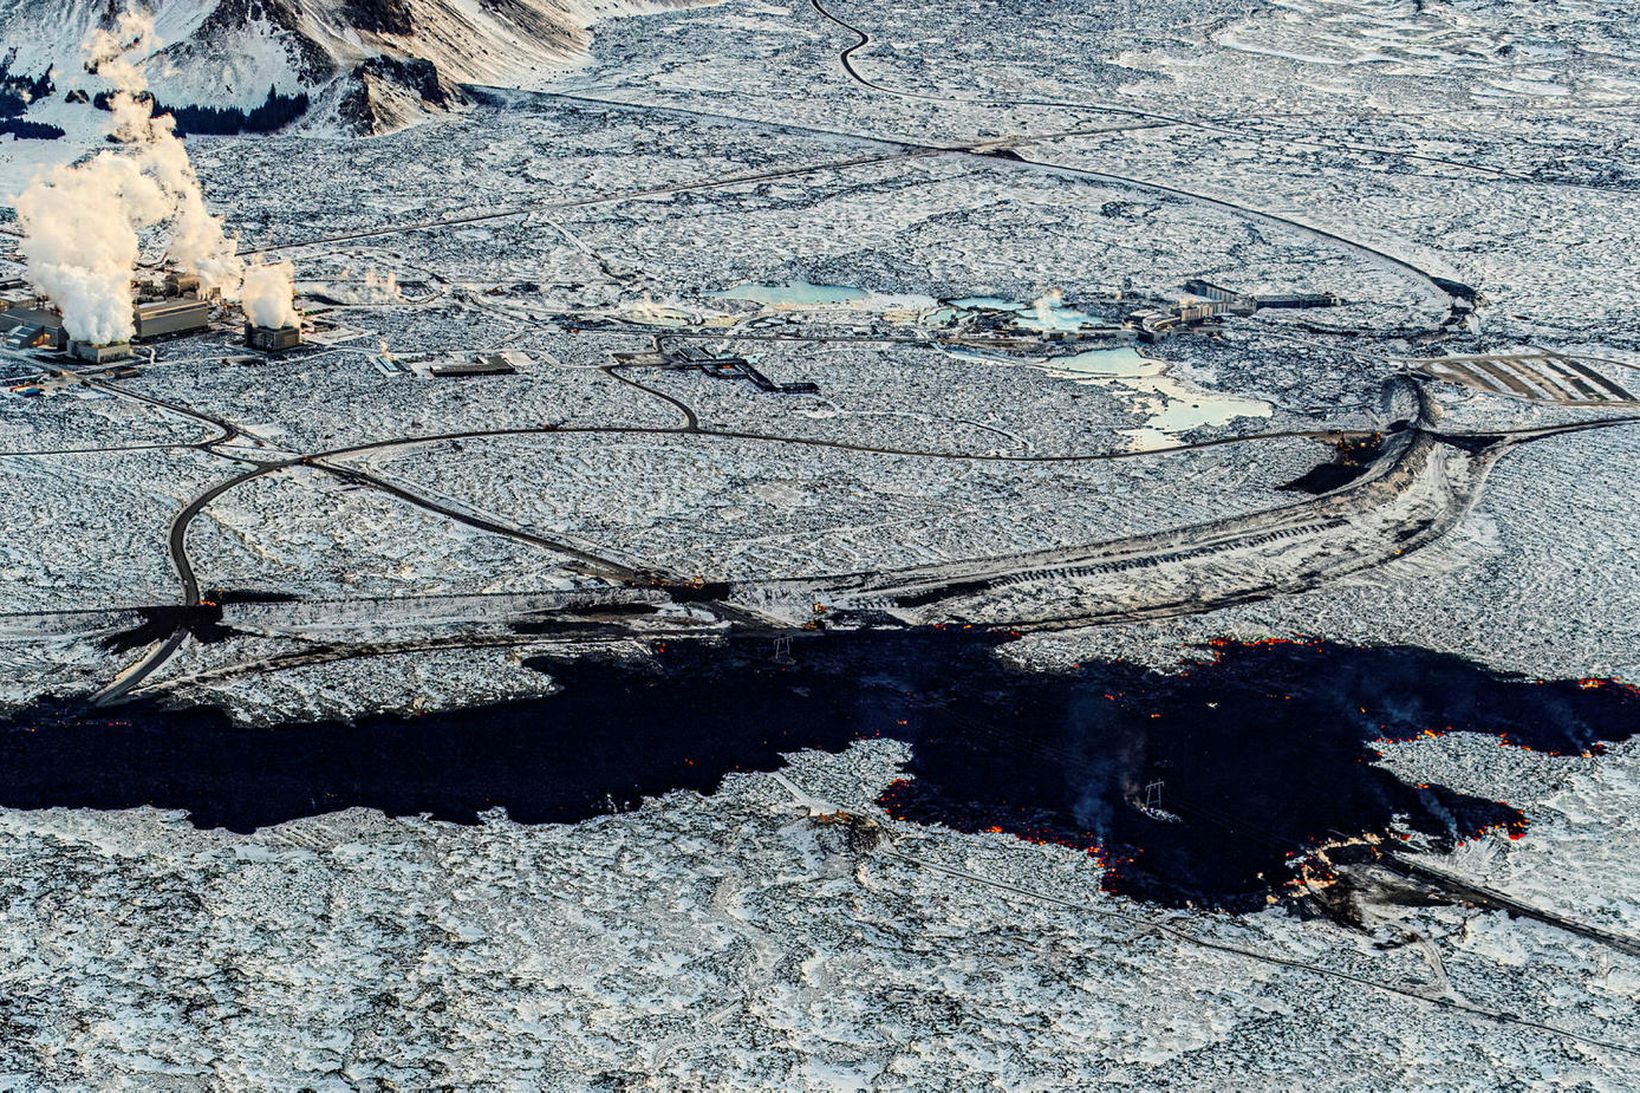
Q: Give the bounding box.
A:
[0,0,1636,1084]
[0,740,1632,1089]
[0,0,697,102]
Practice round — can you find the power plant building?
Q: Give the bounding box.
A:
[163,271,203,298]
[0,271,222,360]
[134,299,213,340]
[69,340,133,364]
[0,280,41,312]
[0,307,66,350]
[245,323,302,354]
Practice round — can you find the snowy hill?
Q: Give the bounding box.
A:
[0,0,688,133]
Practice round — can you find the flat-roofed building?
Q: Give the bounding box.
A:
[0,307,66,349]
[69,340,133,364]
[429,356,516,377]
[134,298,212,340]
[245,323,302,354]
[164,271,202,298]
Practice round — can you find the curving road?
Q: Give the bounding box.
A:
[803,0,1458,319]
[85,347,1638,706]
[63,10,1633,703]
[87,370,1374,704]
[805,0,1563,187]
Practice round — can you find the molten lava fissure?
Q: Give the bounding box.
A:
[0,633,1634,912]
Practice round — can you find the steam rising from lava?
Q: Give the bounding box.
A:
[9,9,296,344]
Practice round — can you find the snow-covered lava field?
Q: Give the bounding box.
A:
[1,0,1639,1087]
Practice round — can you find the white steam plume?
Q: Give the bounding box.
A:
[240,259,298,330]
[88,11,247,296]
[1031,287,1065,328]
[12,155,169,345]
[144,113,244,295]
[11,7,296,342]
[83,10,153,104]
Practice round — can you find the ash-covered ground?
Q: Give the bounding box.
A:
[1,0,1639,1087]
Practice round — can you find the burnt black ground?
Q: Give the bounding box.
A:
[2,633,1636,909]
[100,590,298,653]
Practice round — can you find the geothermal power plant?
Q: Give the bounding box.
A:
[0,10,303,373]
[0,266,304,365]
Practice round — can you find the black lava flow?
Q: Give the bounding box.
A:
[100,589,298,653]
[5,632,1637,910]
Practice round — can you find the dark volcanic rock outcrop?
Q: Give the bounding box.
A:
[0,0,678,133]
